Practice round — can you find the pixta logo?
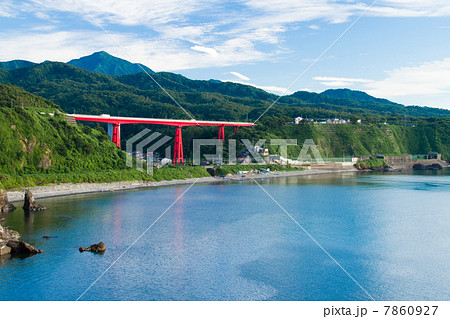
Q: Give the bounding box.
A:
[126,129,172,175]
[126,129,325,175]
[192,138,324,165]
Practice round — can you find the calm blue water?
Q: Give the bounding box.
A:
[1,170,449,301]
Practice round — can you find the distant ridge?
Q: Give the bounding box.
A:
[0,60,36,70]
[0,57,448,119]
[321,88,401,106]
[67,51,154,75]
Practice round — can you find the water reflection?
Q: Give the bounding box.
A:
[0,170,449,301]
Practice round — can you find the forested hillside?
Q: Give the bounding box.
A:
[0,84,126,174]
[0,84,210,189]
[0,58,449,164]
[1,60,449,124]
[249,117,450,159]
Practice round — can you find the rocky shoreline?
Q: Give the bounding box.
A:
[6,167,358,203]
[4,163,448,204]
[1,189,46,257]
[0,224,43,256]
[1,189,44,257]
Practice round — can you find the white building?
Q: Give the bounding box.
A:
[294,116,304,124]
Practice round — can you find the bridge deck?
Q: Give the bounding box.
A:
[70,113,253,164]
[71,114,253,127]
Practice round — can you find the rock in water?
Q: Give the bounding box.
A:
[7,240,43,254]
[0,244,12,256]
[0,189,16,213]
[79,241,106,253]
[412,163,426,170]
[23,190,46,212]
[413,163,443,170]
[0,224,42,255]
[0,225,20,241]
[429,163,443,170]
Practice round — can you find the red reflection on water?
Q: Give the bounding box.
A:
[112,198,123,245]
[172,187,185,254]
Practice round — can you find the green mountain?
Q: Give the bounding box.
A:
[0,83,125,175]
[0,60,36,70]
[67,51,154,75]
[283,90,450,117]
[0,83,212,189]
[115,71,276,100]
[1,52,448,119]
[1,60,449,122]
[321,88,401,106]
[254,117,450,160]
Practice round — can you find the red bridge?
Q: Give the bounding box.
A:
[71,114,254,164]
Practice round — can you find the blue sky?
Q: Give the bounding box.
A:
[1,0,449,109]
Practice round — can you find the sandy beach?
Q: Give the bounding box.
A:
[7,167,357,203]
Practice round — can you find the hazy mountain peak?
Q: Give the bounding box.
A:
[67,51,154,75]
[0,59,36,70]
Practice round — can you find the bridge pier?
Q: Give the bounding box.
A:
[173,126,184,164]
[218,125,225,141]
[108,123,121,148]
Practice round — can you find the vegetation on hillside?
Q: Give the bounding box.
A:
[0,57,449,188]
[0,84,125,174]
[354,158,388,170]
[0,60,35,70]
[176,116,450,162]
[1,60,449,161]
[214,164,303,176]
[0,84,211,190]
[1,61,449,126]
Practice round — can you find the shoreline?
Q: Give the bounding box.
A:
[6,167,357,203]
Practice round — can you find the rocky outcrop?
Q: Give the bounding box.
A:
[413,163,443,170]
[79,241,106,253]
[23,190,46,212]
[6,240,43,254]
[0,189,16,214]
[0,224,42,256]
[0,225,15,255]
[0,244,11,256]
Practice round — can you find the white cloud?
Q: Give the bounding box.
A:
[191,45,219,57]
[314,76,373,87]
[14,1,450,28]
[366,58,450,97]
[159,25,216,43]
[0,31,109,63]
[314,76,372,83]
[225,80,293,95]
[27,0,221,27]
[0,1,15,17]
[0,29,272,71]
[2,0,450,74]
[319,81,354,87]
[230,72,250,81]
[257,85,293,94]
[375,1,450,17]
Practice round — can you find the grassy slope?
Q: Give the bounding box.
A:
[251,122,450,160]
[354,158,387,170]
[0,84,210,190]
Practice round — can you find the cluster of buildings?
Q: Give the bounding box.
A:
[129,151,172,167]
[293,116,360,125]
